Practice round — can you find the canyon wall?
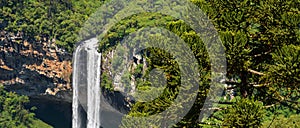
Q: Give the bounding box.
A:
[0,31,73,102]
[0,31,134,110]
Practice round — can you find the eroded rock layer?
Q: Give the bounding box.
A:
[0,31,72,101]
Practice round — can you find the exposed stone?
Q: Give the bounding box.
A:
[0,31,73,101]
[102,47,148,96]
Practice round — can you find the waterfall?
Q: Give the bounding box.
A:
[87,46,101,127]
[72,38,101,128]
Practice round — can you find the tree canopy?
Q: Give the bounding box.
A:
[0,85,51,128]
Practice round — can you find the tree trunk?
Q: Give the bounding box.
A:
[240,71,248,98]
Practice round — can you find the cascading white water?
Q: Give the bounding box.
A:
[87,46,101,128]
[72,41,82,128]
[73,38,101,128]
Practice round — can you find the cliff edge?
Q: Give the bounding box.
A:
[0,31,73,102]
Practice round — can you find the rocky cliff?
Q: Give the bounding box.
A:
[0,31,73,102]
[0,31,134,111]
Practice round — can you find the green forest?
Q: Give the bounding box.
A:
[1,0,299,127]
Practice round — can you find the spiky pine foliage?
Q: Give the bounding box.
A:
[222,98,265,128]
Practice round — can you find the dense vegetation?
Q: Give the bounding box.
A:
[0,0,104,52]
[1,0,299,127]
[98,0,300,127]
[0,85,51,128]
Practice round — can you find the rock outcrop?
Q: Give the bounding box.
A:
[0,31,72,102]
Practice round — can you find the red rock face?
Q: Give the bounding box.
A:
[0,31,72,97]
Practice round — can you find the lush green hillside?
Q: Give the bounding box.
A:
[0,0,104,52]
